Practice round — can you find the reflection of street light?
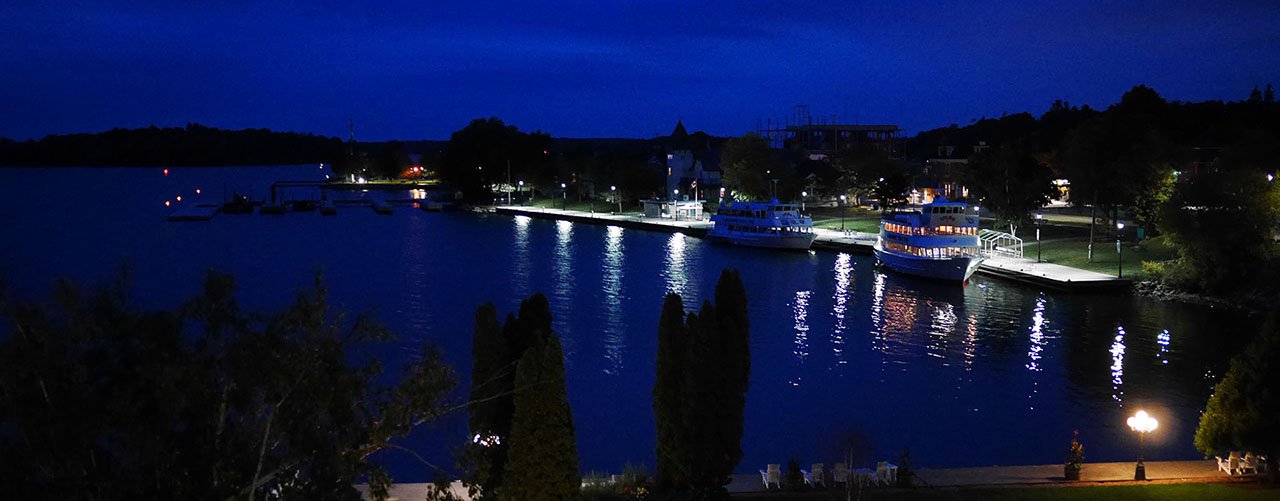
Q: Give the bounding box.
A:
[840,194,848,231]
[1116,222,1125,278]
[1127,410,1158,480]
[1035,213,1043,262]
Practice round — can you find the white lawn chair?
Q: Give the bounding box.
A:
[831,463,849,485]
[1217,451,1242,475]
[853,467,875,487]
[801,463,825,487]
[759,464,781,489]
[1241,453,1260,474]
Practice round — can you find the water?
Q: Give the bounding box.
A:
[0,165,1255,480]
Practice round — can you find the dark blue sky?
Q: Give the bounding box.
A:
[3,1,1279,140]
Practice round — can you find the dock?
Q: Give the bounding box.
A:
[167,204,221,221]
[493,206,1131,291]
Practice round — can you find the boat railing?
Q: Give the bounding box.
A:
[978,229,1023,259]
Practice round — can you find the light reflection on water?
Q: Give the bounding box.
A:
[0,166,1260,478]
[601,226,625,375]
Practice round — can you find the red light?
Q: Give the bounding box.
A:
[163,168,169,176]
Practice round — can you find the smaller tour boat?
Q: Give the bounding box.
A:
[873,197,983,282]
[708,199,817,250]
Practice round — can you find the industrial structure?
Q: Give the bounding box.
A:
[756,105,903,159]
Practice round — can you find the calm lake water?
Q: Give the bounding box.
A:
[0,165,1257,481]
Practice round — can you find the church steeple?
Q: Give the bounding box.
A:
[671,119,688,138]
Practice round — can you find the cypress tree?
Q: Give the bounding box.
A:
[467,303,509,493]
[501,333,580,500]
[683,302,728,496]
[653,293,688,488]
[714,269,751,479]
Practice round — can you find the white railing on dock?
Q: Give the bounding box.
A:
[978,229,1023,259]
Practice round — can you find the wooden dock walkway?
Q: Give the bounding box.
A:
[494,206,1130,291]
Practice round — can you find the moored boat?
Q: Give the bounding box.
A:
[873,197,983,282]
[708,199,816,250]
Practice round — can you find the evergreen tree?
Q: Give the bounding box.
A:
[1195,316,1280,474]
[501,333,580,500]
[653,293,689,488]
[466,303,509,493]
[652,269,752,499]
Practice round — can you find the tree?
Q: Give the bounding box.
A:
[0,271,456,500]
[463,293,571,499]
[500,332,580,500]
[962,145,1056,235]
[653,293,688,489]
[652,269,751,498]
[1195,316,1280,477]
[721,133,781,200]
[440,118,552,201]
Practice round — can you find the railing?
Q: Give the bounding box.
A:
[978,229,1023,259]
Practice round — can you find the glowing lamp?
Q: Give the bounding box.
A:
[1127,410,1158,480]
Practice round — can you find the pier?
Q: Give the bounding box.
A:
[494,206,1131,291]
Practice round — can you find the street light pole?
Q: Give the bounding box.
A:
[561,182,567,210]
[840,194,848,231]
[1035,213,1043,263]
[518,180,524,205]
[611,185,619,214]
[1127,410,1158,481]
[1116,221,1125,278]
[801,191,807,212]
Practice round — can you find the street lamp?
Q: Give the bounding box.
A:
[1116,221,1125,278]
[1035,213,1043,262]
[611,185,619,213]
[840,194,848,231]
[801,191,807,212]
[518,180,524,205]
[1127,410,1158,480]
[561,183,567,210]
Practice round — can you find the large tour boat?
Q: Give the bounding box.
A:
[708,199,817,250]
[873,197,984,282]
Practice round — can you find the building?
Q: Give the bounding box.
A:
[757,105,903,159]
[656,120,721,200]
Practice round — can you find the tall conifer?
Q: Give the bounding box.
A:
[653,293,688,487]
[501,333,580,500]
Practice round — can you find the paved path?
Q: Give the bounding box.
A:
[494,206,1130,290]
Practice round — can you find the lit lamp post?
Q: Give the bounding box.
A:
[561,183,567,210]
[1116,221,1125,278]
[840,194,848,231]
[673,189,679,220]
[1035,213,1043,262]
[801,191,807,212]
[1127,410,1158,480]
[518,180,524,205]
[611,185,619,213]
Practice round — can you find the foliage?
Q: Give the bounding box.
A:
[721,133,783,200]
[961,145,1056,235]
[1065,430,1085,469]
[0,270,456,500]
[1158,168,1280,293]
[1195,316,1280,470]
[501,330,580,500]
[652,269,751,499]
[783,458,804,491]
[831,146,909,206]
[464,293,577,499]
[440,118,552,201]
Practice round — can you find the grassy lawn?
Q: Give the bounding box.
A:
[1025,236,1178,278]
[736,482,1278,500]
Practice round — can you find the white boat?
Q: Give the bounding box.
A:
[873,197,983,282]
[708,199,817,250]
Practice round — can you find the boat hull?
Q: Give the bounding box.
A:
[873,242,983,282]
[707,230,817,250]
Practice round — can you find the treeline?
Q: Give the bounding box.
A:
[0,123,346,166]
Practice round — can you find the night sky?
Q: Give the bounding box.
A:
[3,1,1279,141]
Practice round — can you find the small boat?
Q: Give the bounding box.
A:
[873,197,983,282]
[222,193,256,215]
[319,200,337,215]
[371,199,392,215]
[708,199,816,250]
